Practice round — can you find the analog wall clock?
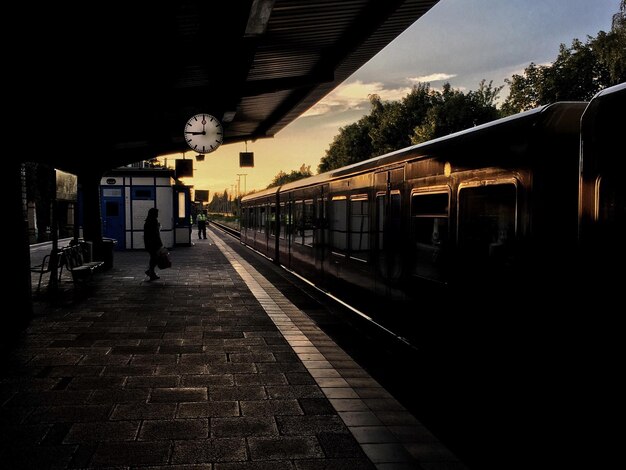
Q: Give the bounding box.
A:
[184,113,223,154]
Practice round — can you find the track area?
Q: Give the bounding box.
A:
[210,219,519,469]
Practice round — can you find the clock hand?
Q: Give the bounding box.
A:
[185,131,206,135]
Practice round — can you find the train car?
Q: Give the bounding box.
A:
[579,82,626,284]
[240,86,623,468]
[239,186,278,259]
[242,101,589,324]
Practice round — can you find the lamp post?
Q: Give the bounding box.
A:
[236,174,247,196]
[236,174,247,229]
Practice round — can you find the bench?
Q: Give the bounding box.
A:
[31,252,54,294]
[59,245,105,285]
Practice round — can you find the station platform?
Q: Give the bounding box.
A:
[2,225,466,469]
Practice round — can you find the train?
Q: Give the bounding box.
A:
[241,82,623,321]
[239,82,624,467]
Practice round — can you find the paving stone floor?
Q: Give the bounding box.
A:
[2,226,466,469]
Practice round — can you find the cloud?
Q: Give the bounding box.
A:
[408,73,457,84]
[302,80,413,117]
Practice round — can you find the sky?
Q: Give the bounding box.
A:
[162,0,621,200]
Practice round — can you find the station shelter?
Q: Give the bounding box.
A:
[98,163,192,250]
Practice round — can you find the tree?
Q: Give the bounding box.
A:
[318,121,374,173]
[502,2,625,114]
[411,80,502,144]
[267,164,313,188]
[318,81,501,172]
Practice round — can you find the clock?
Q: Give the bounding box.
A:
[184,113,223,154]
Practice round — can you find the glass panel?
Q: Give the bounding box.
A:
[331,198,347,252]
[269,204,277,236]
[102,188,122,197]
[458,184,516,266]
[259,206,266,233]
[133,188,153,199]
[293,201,303,244]
[350,197,369,261]
[411,192,449,281]
[377,195,385,250]
[279,203,286,239]
[178,192,186,219]
[303,200,315,246]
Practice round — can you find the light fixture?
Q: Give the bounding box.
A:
[245,0,275,36]
[222,111,237,123]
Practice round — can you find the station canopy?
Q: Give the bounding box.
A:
[16,0,439,174]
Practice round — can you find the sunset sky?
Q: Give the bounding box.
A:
[160,0,621,200]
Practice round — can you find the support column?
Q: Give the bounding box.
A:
[79,171,115,268]
[5,162,33,345]
[80,171,103,244]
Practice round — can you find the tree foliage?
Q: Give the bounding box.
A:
[411,80,502,144]
[267,164,313,188]
[502,2,625,114]
[315,2,624,173]
[318,81,502,172]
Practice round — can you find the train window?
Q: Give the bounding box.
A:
[411,192,449,282]
[390,192,401,231]
[376,194,385,250]
[286,201,294,239]
[458,183,517,267]
[317,197,328,248]
[304,200,315,246]
[259,206,266,233]
[269,204,277,237]
[330,196,348,253]
[279,203,286,239]
[350,195,370,261]
[376,191,403,280]
[293,201,303,244]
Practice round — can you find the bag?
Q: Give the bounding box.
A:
[156,247,172,269]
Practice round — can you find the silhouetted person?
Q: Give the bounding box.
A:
[197,211,208,239]
[143,207,163,280]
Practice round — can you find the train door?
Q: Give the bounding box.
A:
[269,201,278,262]
[374,167,404,284]
[315,185,329,277]
[100,186,125,250]
[285,196,293,269]
[260,202,268,256]
[410,187,450,284]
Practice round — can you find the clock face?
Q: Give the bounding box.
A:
[184,113,223,154]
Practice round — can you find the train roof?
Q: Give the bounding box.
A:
[240,185,280,201]
[242,100,588,203]
[581,82,625,130]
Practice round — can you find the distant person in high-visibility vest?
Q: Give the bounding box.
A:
[197,211,208,239]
